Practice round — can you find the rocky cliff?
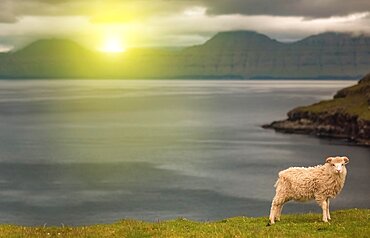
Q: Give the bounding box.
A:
[263,73,370,145]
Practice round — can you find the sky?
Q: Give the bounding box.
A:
[0,0,370,52]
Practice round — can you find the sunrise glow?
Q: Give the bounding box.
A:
[100,36,125,53]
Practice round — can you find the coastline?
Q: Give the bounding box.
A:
[263,73,370,146]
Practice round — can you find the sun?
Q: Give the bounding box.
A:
[100,36,126,53]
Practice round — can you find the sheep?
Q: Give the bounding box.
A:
[268,156,349,225]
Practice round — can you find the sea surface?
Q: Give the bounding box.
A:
[0,80,368,226]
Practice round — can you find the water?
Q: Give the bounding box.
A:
[0,80,368,226]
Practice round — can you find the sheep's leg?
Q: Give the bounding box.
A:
[318,200,328,222]
[268,199,277,225]
[275,204,284,221]
[326,198,331,220]
[269,196,278,225]
[269,196,285,225]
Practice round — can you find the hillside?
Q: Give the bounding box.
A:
[0,39,101,78]
[264,73,370,145]
[0,31,369,79]
[0,209,368,237]
[12,39,93,58]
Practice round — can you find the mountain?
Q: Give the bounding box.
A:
[185,31,281,51]
[174,31,370,79]
[263,72,370,146]
[0,31,369,79]
[0,39,101,78]
[13,39,93,58]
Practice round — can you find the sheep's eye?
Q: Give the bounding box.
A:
[332,164,335,166]
[342,164,344,166]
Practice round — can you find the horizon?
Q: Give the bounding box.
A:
[1,0,370,52]
[2,30,370,54]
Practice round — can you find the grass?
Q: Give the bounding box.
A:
[297,94,370,120]
[0,209,368,237]
[294,77,370,120]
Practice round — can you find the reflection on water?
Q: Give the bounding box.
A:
[0,80,368,225]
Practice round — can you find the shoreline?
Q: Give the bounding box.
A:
[262,122,370,147]
[263,73,370,146]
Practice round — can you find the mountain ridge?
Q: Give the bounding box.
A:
[0,31,369,79]
[12,39,95,59]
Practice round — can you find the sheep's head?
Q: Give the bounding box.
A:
[326,156,349,175]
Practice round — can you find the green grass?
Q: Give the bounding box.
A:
[297,94,370,120]
[294,77,370,120]
[0,209,368,237]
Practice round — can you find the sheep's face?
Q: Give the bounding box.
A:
[326,156,349,174]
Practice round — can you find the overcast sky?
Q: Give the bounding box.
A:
[0,0,370,51]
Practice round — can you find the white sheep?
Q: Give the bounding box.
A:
[268,156,349,225]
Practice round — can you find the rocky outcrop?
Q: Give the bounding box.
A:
[263,73,370,146]
[264,111,370,145]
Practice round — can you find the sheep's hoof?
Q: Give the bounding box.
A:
[266,222,271,227]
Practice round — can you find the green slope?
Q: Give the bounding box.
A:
[292,73,370,120]
[265,73,370,145]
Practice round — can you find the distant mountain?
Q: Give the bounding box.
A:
[185,31,281,51]
[0,39,101,78]
[0,31,369,79]
[13,39,93,58]
[175,31,370,79]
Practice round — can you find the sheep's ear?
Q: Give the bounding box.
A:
[326,157,333,163]
[342,156,350,164]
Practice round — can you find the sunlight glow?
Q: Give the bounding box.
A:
[100,36,126,53]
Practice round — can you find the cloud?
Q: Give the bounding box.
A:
[202,0,370,18]
[146,11,370,43]
[1,0,370,24]
[0,0,370,50]
[0,0,191,24]
[0,1,18,23]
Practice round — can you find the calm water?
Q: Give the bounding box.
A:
[0,80,368,226]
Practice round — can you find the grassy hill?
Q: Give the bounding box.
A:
[293,73,370,120]
[0,209,368,237]
[264,72,370,145]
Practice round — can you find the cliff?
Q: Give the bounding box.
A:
[263,73,370,145]
[176,31,370,79]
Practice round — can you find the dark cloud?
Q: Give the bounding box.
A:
[202,0,370,18]
[0,0,89,22]
[1,0,370,24]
